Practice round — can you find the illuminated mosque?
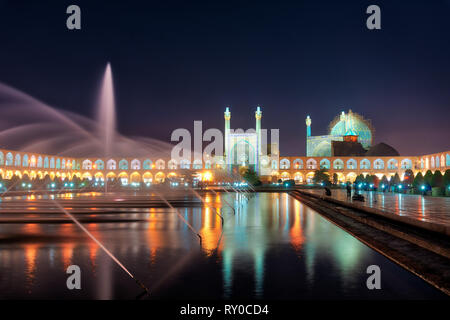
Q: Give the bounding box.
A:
[0,106,448,185]
[306,110,374,157]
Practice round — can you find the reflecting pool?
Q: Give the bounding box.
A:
[0,192,446,299]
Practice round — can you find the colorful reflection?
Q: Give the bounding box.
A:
[0,191,444,299]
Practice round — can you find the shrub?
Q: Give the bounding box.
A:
[431,171,443,188]
[424,170,434,186]
[413,172,424,192]
[403,169,414,186]
[313,169,330,185]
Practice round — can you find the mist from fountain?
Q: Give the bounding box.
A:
[97,63,116,158]
[0,78,173,159]
[0,63,253,297]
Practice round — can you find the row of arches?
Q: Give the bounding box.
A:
[0,169,176,184]
[80,158,220,170]
[81,171,176,184]
[0,169,78,180]
[277,158,414,170]
[276,171,421,184]
[2,150,448,172]
[421,154,450,170]
[277,171,358,184]
[0,152,76,170]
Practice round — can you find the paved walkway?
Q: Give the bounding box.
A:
[303,189,450,226]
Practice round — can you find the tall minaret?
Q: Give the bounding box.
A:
[255,106,262,173]
[305,115,311,156]
[224,106,231,159]
[305,115,311,137]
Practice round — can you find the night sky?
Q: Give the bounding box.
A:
[0,0,449,156]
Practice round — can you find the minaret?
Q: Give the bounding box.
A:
[305,115,312,156]
[224,107,231,159]
[255,106,262,173]
[305,115,311,137]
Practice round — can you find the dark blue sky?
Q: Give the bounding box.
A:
[0,0,449,156]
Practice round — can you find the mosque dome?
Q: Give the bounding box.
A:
[365,142,400,156]
[328,110,373,149]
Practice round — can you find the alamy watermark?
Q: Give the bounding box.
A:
[170,120,279,175]
[366,265,381,290]
[66,264,81,290]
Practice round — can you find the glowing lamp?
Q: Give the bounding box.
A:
[203,171,212,181]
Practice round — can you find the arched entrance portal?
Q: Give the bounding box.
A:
[130,172,141,183]
[230,139,257,172]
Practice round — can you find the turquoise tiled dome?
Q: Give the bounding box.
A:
[329,111,373,149]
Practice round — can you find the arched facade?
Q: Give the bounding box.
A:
[320,159,330,169]
[0,148,448,186]
[306,159,317,169]
[280,159,290,169]
[293,159,303,169]
[347,159,357,170]
[119,159,128,170]
[131,159,141,170]
[333,159,344,169]
[107,159,116,170]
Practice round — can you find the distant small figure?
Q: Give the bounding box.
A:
[346,183,352,199]
[352,193,365,202]
[324,186,331,196]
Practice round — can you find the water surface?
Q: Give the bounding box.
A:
[0,192,446,299]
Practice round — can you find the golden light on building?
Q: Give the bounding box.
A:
[203,171,212,181]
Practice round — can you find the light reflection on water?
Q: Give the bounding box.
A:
[0,192,446,299]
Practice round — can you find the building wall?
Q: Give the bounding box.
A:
[274,152,450,184]
[0,148,449,184]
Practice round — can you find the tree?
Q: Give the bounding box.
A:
[403,169,414,186]
[371,175,379,188]
[242,168,261,186]
[424,170,433,187]
[22,173,30,183]
[355,174,365,185]
[444,169,450,187]
[312,169,329,185]
[332,173,338,185]
[413,172,424,191]
[391,173,400,186]
[10,175,20,190]
[72,176,81,188]
[431,171,444,188]
[380,175,388,187]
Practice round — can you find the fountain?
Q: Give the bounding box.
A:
[97,63,116,158]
